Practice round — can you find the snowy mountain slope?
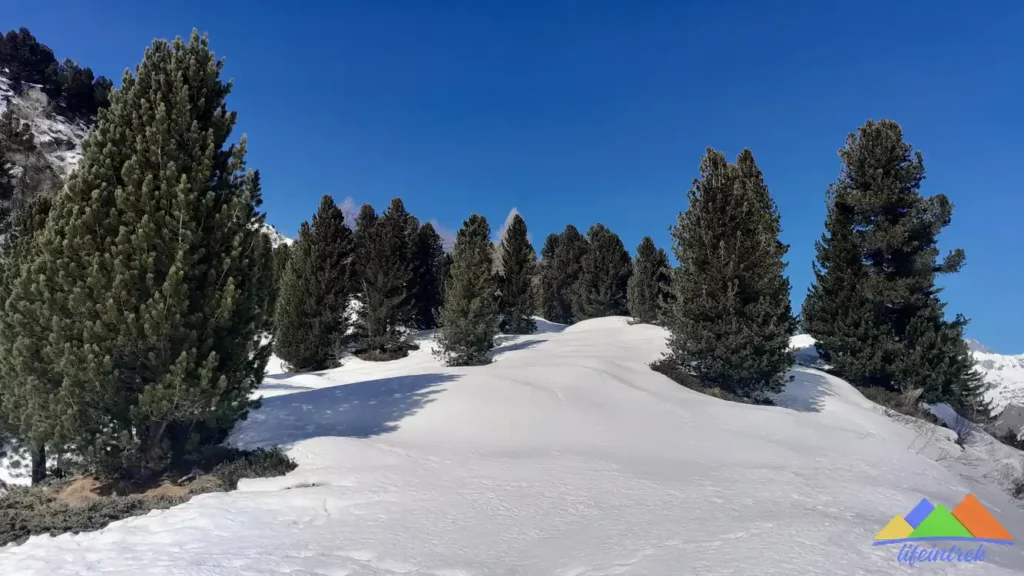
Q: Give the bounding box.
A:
[4,319,1024,574]
[975,350,1024,414]
[0,74,89,178]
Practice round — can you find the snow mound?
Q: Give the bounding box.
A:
[5,320,1024,574]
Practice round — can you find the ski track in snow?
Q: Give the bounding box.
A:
[3,318,1024,574]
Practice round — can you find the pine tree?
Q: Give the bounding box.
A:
[436,214,498,366]
[667,148,795,399]
[498,213,536,334]
[0,32,275,474]
[274,195,354,371]
[350,203,378,294]
[266,241,291,325]
[358,198,414,358]
[571,224,632,321]
[627,236,672,325]
[0,194,51,483]
[410,222,446,329]
[542,225,588,324]
[536,233,561,321]
[802,120,983,413]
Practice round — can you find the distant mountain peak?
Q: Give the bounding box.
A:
[966,339,995,354]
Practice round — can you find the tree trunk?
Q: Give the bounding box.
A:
[30,443,45,485]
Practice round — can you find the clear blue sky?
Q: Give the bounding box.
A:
[8,1,1023,352]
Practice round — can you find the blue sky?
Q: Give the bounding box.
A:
[8,1,1023,352]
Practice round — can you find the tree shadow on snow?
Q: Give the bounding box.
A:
[490,336,545,358]
[233,373,457,449]
[258,381,315,393]
[771,371,836,413]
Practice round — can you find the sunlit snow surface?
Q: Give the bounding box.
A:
[4,318,1024,574]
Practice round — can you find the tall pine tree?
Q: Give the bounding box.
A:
[627,236,672,325]
[540,225,588,324]
[498,213,536,334]
[350,203,378,294]
[0,194,51,483]
[536,233,561,321]
[667,148,795,399]
[410,222,446,329]
[274,195,354,371]
[802,120,987,414]
[436,214,498,366]
[571,224,632,321]
[0,31,275,474]
[357,198,414,358]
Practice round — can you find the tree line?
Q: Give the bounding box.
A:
[0,27,113,121]
[0,30,990,488]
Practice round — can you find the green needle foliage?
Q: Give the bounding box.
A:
[666,148,795,399]
[498,213,537,334]
[274,194,354,371]
[571,223,632,321]
[627,236,672,325]
[802,120,990,417]
[436,214,498,366]
[0,31,274,475]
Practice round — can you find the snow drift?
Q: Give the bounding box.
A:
[3,318,1024,574]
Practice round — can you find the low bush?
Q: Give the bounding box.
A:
[650,357,775,406]
[355,341,419,362]
[856,385,942,425]
[0,447,296,546]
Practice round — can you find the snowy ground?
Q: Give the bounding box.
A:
[4,318,1024,574]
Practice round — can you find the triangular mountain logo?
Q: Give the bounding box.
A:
[873,494,1014,546]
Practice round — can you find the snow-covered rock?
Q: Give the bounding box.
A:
[260,222,293,248]
[4,319,1024,574]
[0,73,90,179]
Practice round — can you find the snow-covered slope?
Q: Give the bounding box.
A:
[0,74,89,178]
[4,319,1024,574]
[976,350,1024,415]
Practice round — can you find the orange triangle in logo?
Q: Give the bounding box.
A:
[951,493,1013,541]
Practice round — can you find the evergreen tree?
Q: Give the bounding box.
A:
[0,194,51,483]
[358,198,414,357]
[627,236,672,325]
[498,213,536,334]
[571,224,632,321]
[542,225,588,324]
[410,222,446,329]
[802,120,984,413]
[350,203,378,294]
[274,195,354,371]
[0,32,275,474]
[267,241,291,322]
[667,148,795,399]
[536,233,561,321]
[436,214,498,366]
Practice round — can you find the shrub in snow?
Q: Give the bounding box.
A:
[571,223,631,321]
[497,212,536,334]
[436,214,498,366]
[274,194,354,371]
[0,447,294,546]
[0,31,275,476]
[626,236,672,326]
[664,148,795,399]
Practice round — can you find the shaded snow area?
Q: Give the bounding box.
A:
[5,319,1024,574]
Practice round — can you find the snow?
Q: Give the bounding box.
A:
[260,223,293,248]
[975,350,1024,415]
[5,321,1024,574]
